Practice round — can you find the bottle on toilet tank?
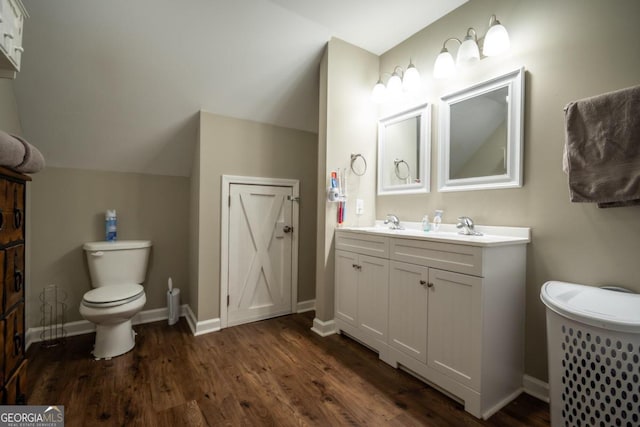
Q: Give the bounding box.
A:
[105,209,117,241]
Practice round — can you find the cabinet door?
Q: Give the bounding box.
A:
[334,250,359,327]
[357,255,388,341]
[3,359,26,404]
[4,244,24,312]
[1,302,24,383]
[389,261,428,363]
[427,268,482,390]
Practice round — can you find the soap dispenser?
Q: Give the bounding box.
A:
[422,215,430,232]
[433,210,443,232]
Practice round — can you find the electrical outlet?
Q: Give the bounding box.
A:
[356,199,364,215]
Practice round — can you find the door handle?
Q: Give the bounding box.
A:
[283,225,293,233]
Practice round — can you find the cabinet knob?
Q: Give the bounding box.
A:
[419,280,427,286]
[14,270,22,292]
[427,282,434,288]
[13,332,22,356]
[14,209,22,229]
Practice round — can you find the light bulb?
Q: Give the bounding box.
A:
[371,79,386,103]
[402,62,421,92]
[386,73,402,97]
[457,35,480,67]
[483,20,510,56]
[433,49,456,79]
[403,64,420,92]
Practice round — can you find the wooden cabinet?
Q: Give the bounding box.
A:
[335,228,528,420]
[0,166,29,404]
[0,0,27,79]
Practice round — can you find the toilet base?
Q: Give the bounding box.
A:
[93,320,136,360]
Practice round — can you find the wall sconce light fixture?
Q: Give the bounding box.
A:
[433,14,510,79]
[372,59,421,103]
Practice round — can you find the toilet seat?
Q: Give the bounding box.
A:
[82,283,144,308]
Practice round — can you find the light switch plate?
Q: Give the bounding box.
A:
[356,199,364,215]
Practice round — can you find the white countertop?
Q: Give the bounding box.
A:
[337,221,530,247]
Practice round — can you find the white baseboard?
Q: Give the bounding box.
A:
[296,299,315,313]
[184,305,220,336]
[26,304,191,350]
[310,317,337,337]
[523,374,550,402]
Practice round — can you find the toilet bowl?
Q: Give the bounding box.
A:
[79,240,152,360]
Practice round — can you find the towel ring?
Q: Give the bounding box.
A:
[394,159,411,181]
[350,153,367,176]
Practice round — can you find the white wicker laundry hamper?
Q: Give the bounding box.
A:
[541,281,640,427]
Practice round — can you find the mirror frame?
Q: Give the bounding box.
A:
[377,102,431,195]
[437,67,525,192]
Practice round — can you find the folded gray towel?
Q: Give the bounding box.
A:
[563,84,640,208]
[13,134,45,173]
[0,130,27,168]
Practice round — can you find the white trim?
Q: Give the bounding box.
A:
[522,374,550,402]
[438,67,525,193]
[377,102,431,195]
[26,304,191,350]
[482,387,523,420]
[311,317,337,337]
[220,175,300,329]
[296,299,315,313]
[184,305,221,336]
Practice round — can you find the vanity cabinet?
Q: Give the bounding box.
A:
[0,0,27,79]
[335,232,389,349]
[0,166,29,405]
[334,228,528,419]
[388,261,482,388]
[388,261,428,363]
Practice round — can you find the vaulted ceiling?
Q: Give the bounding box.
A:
[14,0,466,176]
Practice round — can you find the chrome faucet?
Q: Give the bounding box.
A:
[383,214,403,230]
[456,216,482,236]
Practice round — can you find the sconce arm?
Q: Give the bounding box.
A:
[441,37,461,52]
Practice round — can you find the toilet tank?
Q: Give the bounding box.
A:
[83,240,152,287]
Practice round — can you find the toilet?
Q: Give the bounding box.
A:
[79,240,152,359]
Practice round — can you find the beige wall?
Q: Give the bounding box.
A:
[192,112,317,322]
[0,79,22,135]
[377,0,640,381]
[28,167,190,328]
[315,39,379,322]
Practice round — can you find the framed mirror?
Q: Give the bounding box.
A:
[438,67,524,192]
[377,102,431,195]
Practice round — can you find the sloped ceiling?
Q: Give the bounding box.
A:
[14,0,466,177]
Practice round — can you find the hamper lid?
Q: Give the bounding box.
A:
[541,281,640,333]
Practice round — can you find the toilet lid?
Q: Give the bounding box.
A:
[83,283,144,305]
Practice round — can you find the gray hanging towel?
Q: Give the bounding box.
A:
[563,84,640,208]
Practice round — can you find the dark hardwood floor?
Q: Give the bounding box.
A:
[27,312,550,426]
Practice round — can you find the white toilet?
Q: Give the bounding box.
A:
[79,240,152,359]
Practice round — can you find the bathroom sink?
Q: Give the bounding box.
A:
[339,223,530,247]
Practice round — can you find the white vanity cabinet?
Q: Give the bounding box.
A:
[389,261,482,389]
[335,232,389,350]
[388,261,428,363]
[0,0,27,78]
[334,227,529,419]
